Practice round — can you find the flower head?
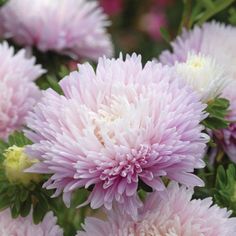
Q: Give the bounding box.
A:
[3,145,41,186]
[159,22,236,101]
[0,42,44,140]
[160,22,236,82]
[0,209,63,236]
[25,54,208,217]
[0,0,113,60]
[174,53,228,102]
[214,81,236,161]
[77,182,236,236]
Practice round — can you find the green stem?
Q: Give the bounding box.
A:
[178,0,192,34]
[197,0,235,25]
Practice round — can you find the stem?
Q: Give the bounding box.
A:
[178,0,192,34]
[198,0,235,25]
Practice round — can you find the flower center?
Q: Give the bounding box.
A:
[188,57,204,68]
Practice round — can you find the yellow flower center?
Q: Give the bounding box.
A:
[188,57,204,68]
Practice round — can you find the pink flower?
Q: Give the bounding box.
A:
[100,0,123,16]
[159,21,236,161]
[25,54,208,217]
[77,182,236,236]
[214,81,236,161]
[159,21,236,81]
[140,10,167,40]
[0,42,44,140]
[0,209,63,235]
[0,0,113,61]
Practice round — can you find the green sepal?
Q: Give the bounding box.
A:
[202,97,230,130]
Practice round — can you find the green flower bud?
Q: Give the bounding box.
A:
[3,145,41,186]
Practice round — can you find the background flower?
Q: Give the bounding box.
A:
[77,182,236,236]
[0,209,63,236]
[174,53,228,102]
[139,10,167,41]
[0,42,44,140]
[160,21,236,82]
[100,0,123,16]
[25,54,208,217]
[0,0,113,60]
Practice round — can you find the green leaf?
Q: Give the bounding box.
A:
[7,131,32,147]
[0,0,7,7]
[160,27,170,44]
[46,75,64,95]
[10,203,20,218]
[33,202,48,224]
[214,164,236,216]
[229,7,236,25]
[33,193,49,224]
[59,65,70,79]
[197,0,235,25]
[0,194,11,210]
[20,198,32,217]
[20,188,29,202]
[202,97,230,130]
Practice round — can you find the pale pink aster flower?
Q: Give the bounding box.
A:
[0,42,44,140]
[25,54,208,217]
[160,21,236,81]
[0,0,113,60]
[159,22,236,160]
[77,182,236,236]
[0,209,63,236]
[214,81,236,162]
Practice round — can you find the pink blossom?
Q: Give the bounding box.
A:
[100,0,123,16]
[77,182,236,236]
[0,209,63,235]
[0,0,113,60]
[159,21,236,81]
[140,10,167,40]
[25,54,208,217]
[0,42,44,140]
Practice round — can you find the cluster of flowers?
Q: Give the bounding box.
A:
[0,0,236,235]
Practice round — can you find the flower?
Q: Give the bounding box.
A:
[159,21,236,81]
[3,145,41,186]
[140,10,167,41]
[174,53,228,102]
[160,21,236,78]
[214,81,236,162]
[100,0,123,16]
[0,42,44,140]
[0,0,113,60]
[77,182,236,236]
[25,54,208,217]
[0,209,63,236]
[160,21,235,103]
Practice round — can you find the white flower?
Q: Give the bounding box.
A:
[175,53,229,102]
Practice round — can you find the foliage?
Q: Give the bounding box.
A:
[202,97,230,130]
[214,164,236,216]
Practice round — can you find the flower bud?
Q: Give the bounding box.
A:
[3,145,41,186]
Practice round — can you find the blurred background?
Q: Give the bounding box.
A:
[100,0,236,62]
